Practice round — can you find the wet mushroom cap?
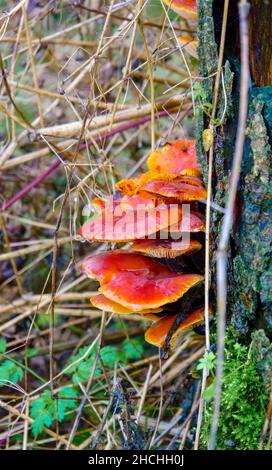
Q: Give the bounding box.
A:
[91,293,163,315]
[120,192,159,211]
[91,196,122,213]
[99,271,204,311]
[162,0,197,20]
[147,140,200,176]
[115,174,142,195]
[78,202,182,242]
[81,251,173,283]
[145,305,206,348]
[170,210,205,233]
[117,171,204,197]
[141,180,207,202]
[128,238,202,258]
[81,251,204,311]
[116,171,184,196]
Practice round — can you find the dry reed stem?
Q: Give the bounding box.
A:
[0,0,198,450]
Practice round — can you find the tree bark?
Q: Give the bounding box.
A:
[196,0,272,338]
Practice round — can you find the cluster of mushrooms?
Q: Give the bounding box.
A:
[78,0,202,353]
[79,139,209,353]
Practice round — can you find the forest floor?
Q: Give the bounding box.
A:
[0,0,270,451]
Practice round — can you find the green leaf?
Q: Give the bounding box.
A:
[0,360,23,386]
[64,346,91,375]
[26,347,38,358]
[0,338,7,353]
[122,337,144,361]
[193,82,207,101]
[100,345,122,367]
[64,345,102,384]
[203,102,213,110]
[57,387,78,422]
[30,387,78,436]
[30,390,55,437]
[196,352,216,372]
[203,381,216,400]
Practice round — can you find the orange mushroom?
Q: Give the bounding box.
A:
[99,270,203,312]
[128,238,202,258]
[91,293,163,315]
[147,140,200,176]
[81,250,171,283]
[78,202,182,242]
[141,180,207,202]
[145,305,206,349]
[81,251,203,312]
[117,171,204,197]
[162,0,197,20]
[91,195,121,213]
[119,192,159,211]
[169,210,205,233]
[178,36,198,59]
[79,130,207,354]
[116,171,177,196]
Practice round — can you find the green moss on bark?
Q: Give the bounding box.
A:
[197,1,272,338]
[232,92,272,335]
[200,329,267,450]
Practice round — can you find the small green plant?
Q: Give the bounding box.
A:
[193,82,213,117]
[197,351,217,400]
[200,330,267,450]
[122,337,145,360]
[197,351,216,373]
[27,337,146,438]
[64,337,144,385]
[30,387,78,437]
[65,345,103,385]
[0,340,23,387]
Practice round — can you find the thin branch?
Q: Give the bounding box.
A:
[195,0,230,449]
[209,0,250,450]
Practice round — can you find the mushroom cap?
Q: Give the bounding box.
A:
[81,250,172,283]
[120,192,159,211]
[116,172,205,202]
[162,0,197,20]
[100,272,203,311]
[78,202,182,242]
[91,196,121,213]
[147,140,200,176]
[128,238,202,258]
[141,312,165,320]
[141,180,207,202]
[178,36,198,59]
[81,251,203,311]
[145,305,206,348]
[170,210,205,233]
[116,170,186,196]
[91,293,163,315]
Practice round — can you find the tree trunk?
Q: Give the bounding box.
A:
[196,0,272,338]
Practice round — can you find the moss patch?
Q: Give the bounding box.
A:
[200,329,267,450]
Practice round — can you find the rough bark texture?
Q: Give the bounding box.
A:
[196,0,272,342]
[248,0,272,87]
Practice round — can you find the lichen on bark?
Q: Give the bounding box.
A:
[197,1,272,340]
[232,91,272,335]
[196,0,217,180]
[251,329,272,393]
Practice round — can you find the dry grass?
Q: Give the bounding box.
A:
[0,0,202,450]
